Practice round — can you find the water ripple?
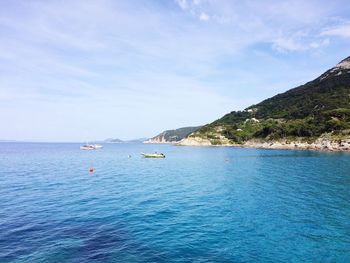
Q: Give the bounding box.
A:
[0,143,349,262]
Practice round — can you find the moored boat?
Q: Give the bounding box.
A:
[141,152,165,158]
[80,144,103,150]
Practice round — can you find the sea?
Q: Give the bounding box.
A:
[0,142,349,262]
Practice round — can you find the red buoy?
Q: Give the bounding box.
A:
[89,167,94,173]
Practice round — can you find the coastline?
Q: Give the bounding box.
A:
[143,140,177,144]
[176,136,350,152]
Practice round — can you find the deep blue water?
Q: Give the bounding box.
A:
[0,142,349,262]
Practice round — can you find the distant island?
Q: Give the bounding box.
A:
[104,138,124,143]
[178,56,350,151]
[104,138,148,144]
[144,126,202,144]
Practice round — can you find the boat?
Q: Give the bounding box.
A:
[80,145,95,150]
[80,144,103,150]
[141,152,165,158]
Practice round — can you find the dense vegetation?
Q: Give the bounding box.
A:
[193,57,350,144]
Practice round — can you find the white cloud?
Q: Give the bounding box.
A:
[272,37,304,52]
[199,12,210,21]
[309,39,330,49]
[173,0,338,52]
[322,23,350,38]
[271,27,332,52]
[272,36,330,52]
[175,0,188,10]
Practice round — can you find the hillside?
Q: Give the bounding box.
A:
[144,126,202,144]
[180,56,350,151]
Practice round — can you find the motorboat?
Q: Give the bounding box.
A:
[80,144,103,150]
[141,152,165,158]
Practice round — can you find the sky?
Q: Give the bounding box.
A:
[0,0,350,142]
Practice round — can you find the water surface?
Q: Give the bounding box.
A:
[0,143,349,262]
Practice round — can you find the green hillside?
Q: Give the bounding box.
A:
[147,126,202,143]
[192,56,350,144]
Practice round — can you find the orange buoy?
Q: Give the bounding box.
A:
[89,167,94,173]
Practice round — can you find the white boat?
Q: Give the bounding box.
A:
[80,144,103,150]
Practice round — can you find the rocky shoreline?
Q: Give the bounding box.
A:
[143,138,176,144]
[178,136,350,152]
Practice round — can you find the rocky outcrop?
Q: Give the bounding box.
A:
[144,136,173,144]
[178,137,213,146]
[243,138,350,151]
[178,135,350,152]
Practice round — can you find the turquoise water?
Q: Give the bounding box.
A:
[0,143,349,262]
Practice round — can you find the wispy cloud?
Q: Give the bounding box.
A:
[322,23,350,38]
[173,0,345,52]
[175,0,188,10]
[272,31,330,52]
[199,12,210,21]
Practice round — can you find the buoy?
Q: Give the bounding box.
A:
[89,167,94,173]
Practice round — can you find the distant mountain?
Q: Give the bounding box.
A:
[180,56,350,151]
[104,138,148,143]
[144,126,202,144]
[126,138,148,143]
[104,138,124,143]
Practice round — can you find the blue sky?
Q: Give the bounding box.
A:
[0,0,350,142]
